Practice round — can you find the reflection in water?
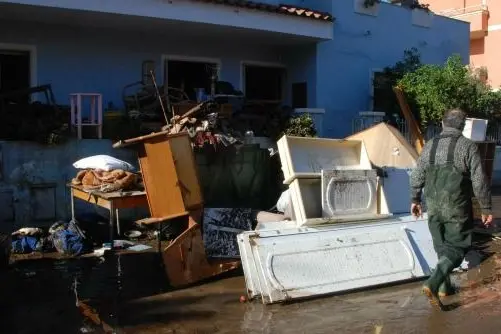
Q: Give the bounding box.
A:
[241,303,273,334]
[7,243,501,334]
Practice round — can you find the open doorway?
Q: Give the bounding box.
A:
[164,58,219,101]
[0,49,31,104]
[242,63,285,103]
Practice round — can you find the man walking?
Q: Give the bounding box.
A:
[410,108,493,310]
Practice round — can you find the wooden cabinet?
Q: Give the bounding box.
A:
[113,131,239,287]
[115,131,202,221]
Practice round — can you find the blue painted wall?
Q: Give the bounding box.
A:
[0,139,145,231]
[0,0,469,139]
[0,20,283,110]
[315,1,470,138]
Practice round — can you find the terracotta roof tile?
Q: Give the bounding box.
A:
[191,0,334,22]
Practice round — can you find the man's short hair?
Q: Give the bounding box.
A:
[442,108,466,130]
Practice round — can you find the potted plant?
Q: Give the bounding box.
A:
[281,113,317,138]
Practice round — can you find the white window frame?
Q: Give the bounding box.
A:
[369,68,384,111]
[0,43,38,90]
[161,54,222,88]
[240,60,286,101]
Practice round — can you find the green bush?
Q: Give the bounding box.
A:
[282,113,317,138]
[399,55,501,126]
[373,48,422,117]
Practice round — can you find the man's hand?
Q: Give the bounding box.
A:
[481,214,494,228]
[411,203,422,219]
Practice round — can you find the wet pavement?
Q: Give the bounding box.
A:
[3,233,501,334]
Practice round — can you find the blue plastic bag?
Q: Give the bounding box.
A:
[51,220,87,256]
[12,236,40,254]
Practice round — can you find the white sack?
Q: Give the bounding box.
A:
[73,155,135,171]
[276,189,294,219]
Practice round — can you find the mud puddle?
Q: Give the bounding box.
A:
[3,238,501,334]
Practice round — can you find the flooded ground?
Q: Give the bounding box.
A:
[3,232,501,334]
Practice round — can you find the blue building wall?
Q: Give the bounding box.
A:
[0,20,283,110]
[0,140,145,232]
[316,1,470,138]
[0,1,469,139]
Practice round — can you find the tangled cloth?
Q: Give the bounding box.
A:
[71,169,141,192]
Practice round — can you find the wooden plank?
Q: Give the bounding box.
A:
[137,146,156,216]
[169,134,203,209]
[110,195,148,209]
[136,211,189,225]
[71,188,112,210]
[112,131,187,149]
[71,186,148,210]
[347,123,418,168]
[393,87,424,154]
[68,184,146,200]
[162,214,240,288]
[142,135,186,217]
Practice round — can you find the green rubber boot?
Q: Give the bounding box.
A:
[438,275,455,298]
[422,257,454,311]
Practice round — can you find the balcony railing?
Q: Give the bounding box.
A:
[439,4,488,39]
[439,4,488,17]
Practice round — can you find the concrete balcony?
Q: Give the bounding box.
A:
[439,5,489,39]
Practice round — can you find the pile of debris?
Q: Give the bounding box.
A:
[10,222,87,256]
[162,100,240,148]
[71,155,143,193]
[0,84,69,144]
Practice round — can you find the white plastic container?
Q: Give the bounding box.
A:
[463,118,488,141]
[321,169,379,219]
[277,136,372,184]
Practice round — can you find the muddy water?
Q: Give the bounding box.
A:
[4,241,501,334]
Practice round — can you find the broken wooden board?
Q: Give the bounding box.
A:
[346,122,418,168]
[162,212,240,288]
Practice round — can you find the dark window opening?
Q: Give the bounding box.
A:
[166,60,217,101]
[0,50,30,104]
[244,65,284,101]
[372,71,387,112]
[292,82,307,108]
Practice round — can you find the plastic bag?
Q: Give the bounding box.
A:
[73,155,135,171]
[276,190,290,213]
[50,220,88,256]
[11,236,41,254]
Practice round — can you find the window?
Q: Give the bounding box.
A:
[0,49,31,104]
[292,82,308,108]
[243,64,285,102]
[370,69,386,112]
[165,59,219,101]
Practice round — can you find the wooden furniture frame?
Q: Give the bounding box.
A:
[113,131,240,287]
[69,185,148,244]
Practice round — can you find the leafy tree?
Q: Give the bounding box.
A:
[398,55,501,126]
